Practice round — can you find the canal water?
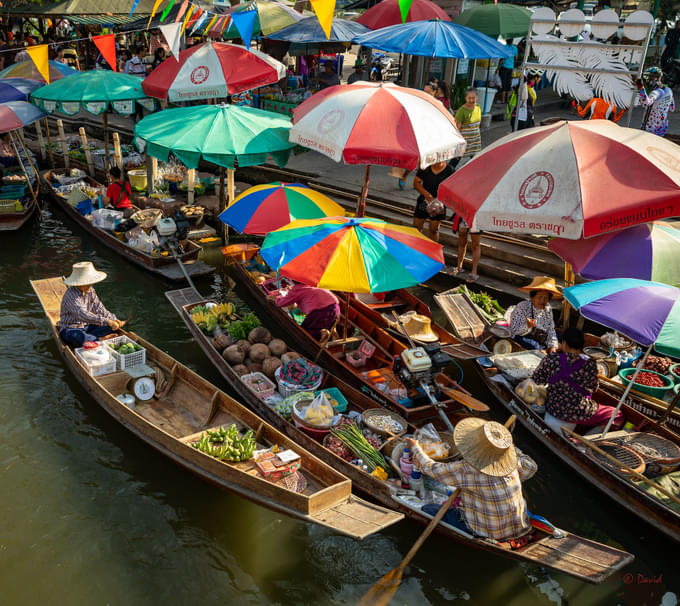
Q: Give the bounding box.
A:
[1,203,678,606]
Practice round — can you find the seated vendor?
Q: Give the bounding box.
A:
[532,328,625,433]
[318,62,340,90]
[58,262,124,348]
[509,276,560,353]
[106,166,134,218]
[0,133,16,167]
[267,283,339,341]
[406,418,537,542]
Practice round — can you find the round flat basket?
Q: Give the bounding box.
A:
[419,431,460,462]
[292,398,333,431]
[361,409,407,438]
[621,432,680,466]
[590,441,646,476]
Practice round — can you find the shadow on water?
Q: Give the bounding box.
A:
[0,204,677,605]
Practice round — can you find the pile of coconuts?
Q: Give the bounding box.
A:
[213,327,301,380]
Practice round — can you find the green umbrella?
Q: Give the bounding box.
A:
[133,103,295,169]
[453,4,531,39]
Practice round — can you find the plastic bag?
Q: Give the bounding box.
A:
[414,423,450,459]
[515,378,547,407]
[301,391,334,427]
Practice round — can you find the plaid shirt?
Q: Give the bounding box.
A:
[412,443,537,540]
[58,286,117,330]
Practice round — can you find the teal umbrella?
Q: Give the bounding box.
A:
[133,103,295,169]
[453,4,531,39]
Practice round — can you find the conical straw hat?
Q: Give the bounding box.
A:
[517,276,562,299]
[63,261,107,287]
[453,417,517,477]
[396,311,438,342]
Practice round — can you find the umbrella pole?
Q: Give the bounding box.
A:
[655,386,680,429]
[601,344,653,439]
[226,168,235,244]
[356,165,370,217]
[103,112,110,171]
[561,262,574,330]
[219,167,226,244]
[9,131,39,208]
[344,291,350,342]
[44,118,54,169]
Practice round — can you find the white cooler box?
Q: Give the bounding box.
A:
[92,209,123,231]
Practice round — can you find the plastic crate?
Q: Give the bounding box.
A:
[75,347,117,376]
[0,199,21,213]
[103,335,146,369]
[241,372,276,400]
[315,387,348,413]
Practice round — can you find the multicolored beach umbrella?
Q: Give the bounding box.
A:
[260,216,444,293]
[218,182,345,235]
[549,221,680,287]
[563,279,680,357]
[0,78,42,103]
[0,60,78,83]
[0,101,46,133]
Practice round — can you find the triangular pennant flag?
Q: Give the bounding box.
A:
[175,0,189,22]
[159,22,182,61]
[128,0,143,17]
[203,14,218,33]
[93,34,117,73]
[147,0,164,28]
[231,9,257,49]
[181,4,196,34]
[160,0,177,22]
[186,7,202,30]
[398,0,413,24]
[189,10,209,36]
[310,0,335,39]
[208,15,223,34]
[26,45,50,83]
[221,15,231,33]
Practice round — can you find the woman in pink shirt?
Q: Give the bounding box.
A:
[268,283,339,341]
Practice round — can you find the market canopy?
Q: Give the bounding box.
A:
[453,4,532,39]
[223,0,305,37]
[0,101,46,133]
[356,0,451,30]
[0,60,78,84]
[134,103,296,169]
[0,79,42,103]
[267,16,370,43]
[352,18,513,58]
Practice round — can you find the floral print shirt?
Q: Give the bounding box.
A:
[509,300,559,350]
[639,86,675,137]
[532,352,599,421]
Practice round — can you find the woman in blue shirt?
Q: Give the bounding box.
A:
[497,38,518,104]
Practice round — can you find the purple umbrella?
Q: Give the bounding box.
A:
[0,78,41,103]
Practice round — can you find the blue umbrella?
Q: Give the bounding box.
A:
[267,16,370,43]
[353,18,512,58]
[0,78,42,103]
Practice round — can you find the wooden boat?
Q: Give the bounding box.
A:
[0,178,39,231]
[222,244,488,426]
[31,277,402,539]
[165,286,635,584]
[41,169,214,282]
[434,290,680,542]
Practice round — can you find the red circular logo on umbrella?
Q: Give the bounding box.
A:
[647,146,680,172]
[190,66,210,85]
[519,171,555,209]
[317,109,345,135]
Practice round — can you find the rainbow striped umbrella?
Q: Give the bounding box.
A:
[549,221,680,287]
[260,216,444,293]
[0,60,78,83]
[218,182,345,235]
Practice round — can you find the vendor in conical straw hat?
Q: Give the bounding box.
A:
[509,276,562,354]
[58,262,124,349]
[406,418,537,542]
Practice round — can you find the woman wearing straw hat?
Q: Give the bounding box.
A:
[406,418,537,542]
[58,262,124,349]
[509,276,561,353]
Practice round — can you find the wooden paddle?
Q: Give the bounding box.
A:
[358,415,515,606]
[439,385,490,413]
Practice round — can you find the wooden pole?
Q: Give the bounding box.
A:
[561,262,574,331]
[187,168,195,205]
[9,132,39,206]
[35,119,46,162]
[343,292,350,341]
[79,127,95,177]
[151,156,158,187]
[356,165,370,217]
[57,119,70,170]
[113,132,123,169]
[44,118,54,169]
[102,112,110,170]
[146,154,154,195]
[16,130,41,203]
[219,166,226,243]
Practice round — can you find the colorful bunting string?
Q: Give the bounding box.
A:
[147,0,164,29]
[398,0,413,24]
[231,8,257,49]
[26,44,50,83]
[181,4,196,34]
[310,0,335,39]
[175,0,189,23]
[160,0,177,22]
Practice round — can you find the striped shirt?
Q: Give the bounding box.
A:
[455,105,482,156]
[58,286,117,330]
[412,443,537,540]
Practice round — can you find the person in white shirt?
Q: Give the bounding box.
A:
[124,46,147,77]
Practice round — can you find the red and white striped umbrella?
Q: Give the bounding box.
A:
[289,82,466,170]
[142,41,286,102]
[438,120,680,240]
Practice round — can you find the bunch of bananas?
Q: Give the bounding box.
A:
[190,309,217,335]
[192,425,256,462]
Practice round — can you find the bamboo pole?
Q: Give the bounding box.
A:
[35,119,46,161]
[151,156,158,186]
[226,168,235,244]
[187,168,195,205]
[9,131,38,206]
[16,130,41,204]
[113,132,123,169]
[146,154,154,195]
[219,167,226,244]
[79,127,95,177]
[356,165,370,217]
[102,112,110,170]
[57,119,70,170]
[44,118,54,168]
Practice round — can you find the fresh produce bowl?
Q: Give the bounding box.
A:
[361,409,407,439]
[618,368,674,398]
[291,398,333,439]
[669,364,680,385]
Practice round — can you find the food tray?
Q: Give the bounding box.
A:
[620,432,680,465]
[103,335,146,370]
[589,441,646,476]
[75,347,117,377]
[490,350,545,380]
[361,408,407,438]
[241,372,276,400]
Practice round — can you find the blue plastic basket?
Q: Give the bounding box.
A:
[76,199,93,216]
[315,387,347,413]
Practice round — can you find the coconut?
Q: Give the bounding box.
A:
[268,338,287,357]
[213,333,233,351]
[248,326,272,345]
[223,344,245,365]
[249,343,270,363]
[262,356,282,380]
[281,351,302,365]
[233,364,249,377]
[245,359,263,374]
[235,339,251,357]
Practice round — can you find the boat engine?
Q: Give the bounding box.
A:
[156,212,189,255]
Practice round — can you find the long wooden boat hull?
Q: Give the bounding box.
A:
[32,277,402,539]
[0,199,38,231]
[166,286,635,584]
[41,170,214,282]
